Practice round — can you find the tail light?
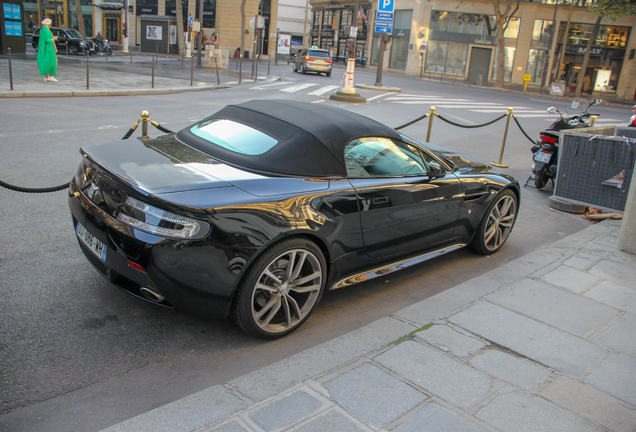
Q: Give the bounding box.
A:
[305,56,313,61]
[326,59,333,63]
[540,135,558,144]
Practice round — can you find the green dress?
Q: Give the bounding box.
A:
[37,26,57,76]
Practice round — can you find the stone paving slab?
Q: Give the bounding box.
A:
[375,341,493,408]
[322,363,427,429]
[540,376,636,432]
[392,403,488,432]
[488,277,620,338]
[481,250,564,286]
[448,301,607,376]
[469,349,551,392]
[586,354,636,405]
[475,392,599,432]
[594,312,636,358]
[539,264,602,293]
[414,324,485,357]
[585,280,636,315]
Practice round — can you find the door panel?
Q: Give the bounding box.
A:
[350,175,462,259]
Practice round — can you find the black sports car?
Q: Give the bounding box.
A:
[68,100,519,338]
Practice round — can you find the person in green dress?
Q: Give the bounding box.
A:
[37,18,58,82]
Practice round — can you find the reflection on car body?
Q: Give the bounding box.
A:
[68,100,519,339]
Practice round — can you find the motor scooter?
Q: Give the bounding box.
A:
[92,37,112,55]
[530,99,601,189]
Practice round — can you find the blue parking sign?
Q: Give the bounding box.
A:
[378,0,395,13]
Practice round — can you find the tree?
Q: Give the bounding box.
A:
[74,0,85,37]
[176,0,184,55]
[574,0,636,97]
[491,0,520,88]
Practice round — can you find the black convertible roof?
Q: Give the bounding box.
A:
[176,100,402,178]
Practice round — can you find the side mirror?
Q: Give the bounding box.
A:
[592,98,602,106]
[547,107,557,114]
[428,162,446,177]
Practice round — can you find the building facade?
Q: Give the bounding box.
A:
[310,0,636,99]
[277,0,311,53]
[23,0,279,58]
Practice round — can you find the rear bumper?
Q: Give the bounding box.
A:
[68,179,235,319]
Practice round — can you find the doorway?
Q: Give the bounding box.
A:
[103,13,121,45]
[468,47,492,84]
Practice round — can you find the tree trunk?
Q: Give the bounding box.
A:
[575,14,603,97]
[495,22,505,88]
[176,0,184,54]
[74,0,85,37]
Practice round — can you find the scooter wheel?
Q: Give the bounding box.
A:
[534,170,547,189]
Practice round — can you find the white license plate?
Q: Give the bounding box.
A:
[534,151,552,164]
[76,222,107,262]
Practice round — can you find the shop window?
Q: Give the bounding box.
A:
[526,49,548,84]
[430,11,495,36]
[425,41,468,76]
[492,46,516,82]
[532,19,553,43]
[388,10,412,70]
[503,18,520,39]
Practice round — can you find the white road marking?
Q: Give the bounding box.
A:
[366,92,394,101]
[251,82,290,90]
[280,83,319,93]
[307,85,340,96]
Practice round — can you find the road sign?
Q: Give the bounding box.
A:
[378,0,395,13]
[375,10,393,34]
[188,16,193,27]
[377,12,393,21]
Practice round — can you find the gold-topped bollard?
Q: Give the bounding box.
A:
[591,115,597,127]
[141,111,150,137]
[492,107,513,168]
[426,107,436,143]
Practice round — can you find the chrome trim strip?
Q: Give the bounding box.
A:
[330,243,467,290]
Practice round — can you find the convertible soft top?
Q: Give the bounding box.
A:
[176,100,402,177]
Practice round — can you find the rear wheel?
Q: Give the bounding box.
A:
[300,64,306,74]
[292,62,297,72]
[69,45,78,55]
[534,170,547,189]
[470,189,518,255]
[326,71,331,77]
[231,238,326,339]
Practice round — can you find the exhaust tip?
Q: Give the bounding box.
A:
[140,286,166,303]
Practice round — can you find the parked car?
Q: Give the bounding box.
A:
[32,27,96,55]
[293,48,333,76]
[68,100,519,339]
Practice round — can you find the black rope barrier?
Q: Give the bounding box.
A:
[512,115,537,144]
[0,179,70,193]
[395,113,431,131]
[435,113,507,129]
[151,122,175,134]
[122,121,140,140]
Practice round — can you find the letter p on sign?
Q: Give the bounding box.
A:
[379,0,394,12]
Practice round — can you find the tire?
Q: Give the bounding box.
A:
[292,62,297,72]
[106,48,112,55]
[326,71,331,77]
[470,189,518,255]
[534,170,547,189]
[69,45,78,55]
[231,238,326,339]
[300,64,306,74]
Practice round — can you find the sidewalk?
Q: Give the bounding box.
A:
[98,219,636,432]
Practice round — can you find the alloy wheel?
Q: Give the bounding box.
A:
[483,194,516,251]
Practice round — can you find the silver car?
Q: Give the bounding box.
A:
[293,48,333,77]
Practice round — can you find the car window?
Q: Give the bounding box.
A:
[190,119,278,155]
[67,29,83,38]
[34,28,40,35]
[344,138,427,177]
[308,51,330,58]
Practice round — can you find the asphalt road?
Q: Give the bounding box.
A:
[0,66,632,432]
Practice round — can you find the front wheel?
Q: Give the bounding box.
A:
[470,189,518,255]
[69,45,78,55]
[231,238,326,339]
[534,170,547,189]
[106,48,112,55]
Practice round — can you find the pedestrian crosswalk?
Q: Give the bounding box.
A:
[248,82,621,125]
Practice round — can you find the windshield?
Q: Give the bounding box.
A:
[190,119,278,155]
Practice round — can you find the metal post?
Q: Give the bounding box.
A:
[492,108,513,168]
[155,45,158,64]
[86,49,90,89]
[268,53,271,76]
[191,52,194,86]
[141,111,149,137]
[152,54,155,88]
[375,34,386,87]
[426,107,436,143]
[215,54,220,85]
[65,41,68,55]
[8,47,13,91]
[131,51,133,64]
